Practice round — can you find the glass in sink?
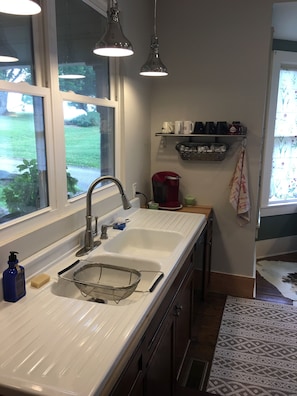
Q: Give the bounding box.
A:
[103,228,183,258]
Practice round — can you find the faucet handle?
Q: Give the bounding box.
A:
[100,223,114,239]
[94,216,98,236]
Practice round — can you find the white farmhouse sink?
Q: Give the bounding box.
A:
[51,254,163,305]
[103,228,183,258]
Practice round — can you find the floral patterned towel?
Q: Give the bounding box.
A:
[229,146,250,226]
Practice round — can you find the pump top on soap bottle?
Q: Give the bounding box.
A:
[8,251,18,266]
[2,251,26,302]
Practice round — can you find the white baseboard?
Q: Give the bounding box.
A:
[256,235,297,259]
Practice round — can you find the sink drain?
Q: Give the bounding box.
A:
[88,298,106,304]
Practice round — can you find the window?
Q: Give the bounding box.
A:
[56,0,115,198]
[0,12,44,224]
[63,99,115,198]
[0,13,34,84]
[261,50,297,215]
[56,0,109,98]
[0,86,49,223]
[0,0,118,225]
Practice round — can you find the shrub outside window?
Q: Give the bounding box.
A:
[0,85,50,224]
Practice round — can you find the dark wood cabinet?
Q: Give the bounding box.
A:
[178,206,213,300]
[174,267,193,380]
[111,342,144,396]
[111,249,195,396]
[145,312,174,395]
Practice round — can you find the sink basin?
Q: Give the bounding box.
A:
[51,255,163,305]
[104,228,183,258]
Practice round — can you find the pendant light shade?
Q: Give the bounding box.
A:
[0,39,18,62]
[140,0,168,77]
[58,72,85,80]
[140,35,168,76]
[93,0,133,57]
[0,0,41,15]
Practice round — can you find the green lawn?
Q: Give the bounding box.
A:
[0,113,36,159]
[65,124,100,168]
[0,113,100,168]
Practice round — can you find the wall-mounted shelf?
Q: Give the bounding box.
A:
[155,132,247,161]
[155,132,247,138]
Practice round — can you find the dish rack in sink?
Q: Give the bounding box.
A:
[58,260,164,304]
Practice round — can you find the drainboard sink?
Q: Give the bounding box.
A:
[51,255,163,306]
[104,228,183,258]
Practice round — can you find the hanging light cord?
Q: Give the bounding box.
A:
[153,0,157,37]
[139,0,168,76]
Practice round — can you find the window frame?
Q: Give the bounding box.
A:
[0,80,56,225]
[0,0,122,236]
[261,50,297,216]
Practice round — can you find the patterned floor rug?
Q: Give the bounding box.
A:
[206,296,297,395]
[257,260,297,303]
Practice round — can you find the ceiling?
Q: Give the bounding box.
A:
[273,2,297,40]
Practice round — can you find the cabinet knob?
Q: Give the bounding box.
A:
[174,304,183,316]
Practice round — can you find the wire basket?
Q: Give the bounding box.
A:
[176,142,228,161]
[72,263,141,303]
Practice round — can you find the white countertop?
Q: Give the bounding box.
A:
[0,208,206,396]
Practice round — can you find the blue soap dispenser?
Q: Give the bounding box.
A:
[2,251,26,302]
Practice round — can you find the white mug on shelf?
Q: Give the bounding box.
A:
[162,121,174,133]
[174,121,184,134]
[183,121,194,134]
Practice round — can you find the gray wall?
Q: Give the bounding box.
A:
[149,0,281,278]
[3,0,293,277]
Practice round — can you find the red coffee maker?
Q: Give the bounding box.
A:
[152,171,182,210]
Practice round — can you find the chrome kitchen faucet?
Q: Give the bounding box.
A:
[76,176,131,257]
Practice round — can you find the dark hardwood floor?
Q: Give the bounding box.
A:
[177,253,296,394]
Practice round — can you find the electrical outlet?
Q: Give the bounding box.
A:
[132,182,137,198]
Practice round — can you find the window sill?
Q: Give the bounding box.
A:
[260,203,297,217]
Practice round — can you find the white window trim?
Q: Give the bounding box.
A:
[83,0,107,15]
[44,0,122,211]
[260,50,297,217]
[0,0,124,249]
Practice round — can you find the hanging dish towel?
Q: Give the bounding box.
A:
[229,146,250,226]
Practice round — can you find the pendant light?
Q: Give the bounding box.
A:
[58,0,86,80]
[58,70,85,80]
[0,39,18,62]
[93,0,133,57]
[140,0,168,77]
[0,0,41,15]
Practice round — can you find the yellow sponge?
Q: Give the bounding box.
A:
[31,273,50,289]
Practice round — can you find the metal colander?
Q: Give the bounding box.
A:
[58,262,140,303]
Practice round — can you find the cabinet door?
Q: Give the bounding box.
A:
[145,313,174,396]
[174,270,193,380]
[204,211,213,290]
[111,343,144,396]
[193,226,207,298]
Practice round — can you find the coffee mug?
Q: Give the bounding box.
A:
[193,122,205,133]
[162,121,174,133]
[216,121,228,134]
[183,121,194,134]
[184,195,196,206]
[175,121,184,134]
[148,201,159,210]
[205,121,216,134]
